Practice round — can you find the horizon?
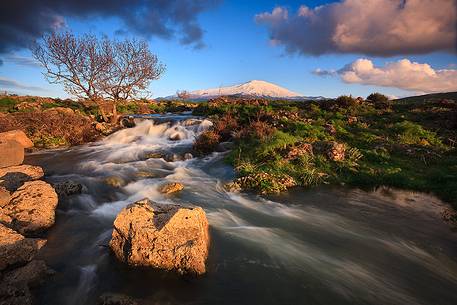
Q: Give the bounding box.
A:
[0,0,456,99]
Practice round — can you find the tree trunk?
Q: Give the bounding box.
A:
[110,102,119,124]
[95,100,109,123]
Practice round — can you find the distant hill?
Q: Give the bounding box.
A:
[395,92,457,103]
[161,80,325,101]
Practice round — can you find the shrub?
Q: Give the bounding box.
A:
[0,97,19,113]
[335,95,358,108]
[367,92,391,109]
[393,121,442,146]
[234,172,296,194]
[255,130,299,158]
[193,131,221,155]
[214,112,239,141]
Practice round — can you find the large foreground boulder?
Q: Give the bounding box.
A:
[3,181,58,235]
[0,165,44,192]
[0,130,33,149]
[110,199,209,275]
[0,224,46,271]
[0,140,24,168]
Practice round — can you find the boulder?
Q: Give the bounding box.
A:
[0,187,10,207]
[286,142,313,160]
[325,123,336,135]
[2,260,52,287]
[104,176,126,188]
[135,171,157,178]
[0,224,46,271]
[53,180,82,197]
[164,153,182,162]
[120,117,136,128]
[158,182,184,194]
[348,116,358,125]
[183,153,193,160]
[0,130,33,149]
[169,133,183,141]
[4,181,58,235]
[0,282,32,305]
[0,165,44,192]
[0,140,24,168]
[144,152,164,159]
[110,199,209,275]
[327,142,346,161]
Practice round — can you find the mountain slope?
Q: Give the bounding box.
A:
[163,80,323,100]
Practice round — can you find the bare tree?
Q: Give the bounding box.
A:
[176,90,191,100]
[33,31,165,122]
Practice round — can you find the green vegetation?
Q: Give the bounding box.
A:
[193,93,457,208]
[0,97,20,112]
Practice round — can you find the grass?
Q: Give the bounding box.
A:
[192,93,457,208]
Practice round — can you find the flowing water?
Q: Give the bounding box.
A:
[26,115,457,305]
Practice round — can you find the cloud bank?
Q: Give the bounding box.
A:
[0,77,46,92]
[256,0,457,56]
[315,59,457,93]
[0,0,219,53]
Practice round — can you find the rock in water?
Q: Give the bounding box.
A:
[110,199,209,275]
[0,130,34,149]
[0,224,46,271]
[158,182,184,194]
[0,140,24,168]
[0,165,44,191]
[104,176,126,188]
[4,181,58,235]
[53,180,83,197]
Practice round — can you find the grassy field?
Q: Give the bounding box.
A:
[192,93,457,208]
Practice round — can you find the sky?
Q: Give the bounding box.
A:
[0,0,456,99]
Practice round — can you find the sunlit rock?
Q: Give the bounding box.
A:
[0,130,33,149]
[0,164,44,192]
[4,181,58,235]
[158,182,184,194]
[0,224,46,271]
[110,198,209,275]
[0,140,24,168]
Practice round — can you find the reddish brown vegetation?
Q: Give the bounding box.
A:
[193,131,221,155]
[0,108,100,147]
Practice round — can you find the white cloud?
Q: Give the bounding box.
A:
[332,59,457,93]
[256,0,456,56]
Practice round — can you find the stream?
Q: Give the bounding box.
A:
[26,114,457,305]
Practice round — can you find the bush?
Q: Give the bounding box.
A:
[335,95,358,108]
[367,92,391,109]
[393,121,442,146]
[193,131,221,155]
[0,97,18,113]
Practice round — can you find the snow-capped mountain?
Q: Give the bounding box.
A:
[162,80,324,100]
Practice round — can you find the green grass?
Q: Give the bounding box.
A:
[194,93,457,208]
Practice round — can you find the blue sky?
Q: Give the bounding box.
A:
[0,0,456,99]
